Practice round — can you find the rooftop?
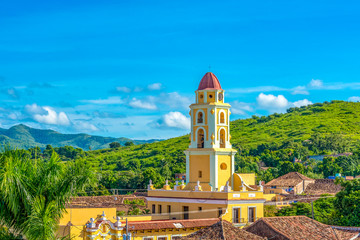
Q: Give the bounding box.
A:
[265,172,313,187]
[304,179,342,195]
[197,72,222,90]
[245,216,360,240]
[183,220,265,240]
[128,218,220,231]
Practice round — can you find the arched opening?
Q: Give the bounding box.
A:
[197,112,203,124]
[197,129,205,148]
[220,112,225,124]
[219,129,226,148]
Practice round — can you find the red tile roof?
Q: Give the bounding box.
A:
[304,179,342,195]
[128,218,219,231]
[198,72,222,90]
[183,220,265,240]
[265,172,314,187]
[245,216,360,240]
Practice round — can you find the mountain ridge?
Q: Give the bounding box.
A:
[0,124,161,150]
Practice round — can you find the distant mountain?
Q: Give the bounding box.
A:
[0,124,161,150]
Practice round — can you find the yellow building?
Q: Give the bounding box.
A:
[58,72,266,240]
[147,72,266,226]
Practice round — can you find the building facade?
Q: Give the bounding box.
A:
[147,72,266,226]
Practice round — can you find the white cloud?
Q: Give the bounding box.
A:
[116,86,131,93]
[160,92,192,109]
[129,98,157,110]
[257,93,289,110]
[25,103,70,126]
[292,99,313,107]
[291,86,309,95]
[309,79,323,88]
[231,101,253,115]
[81,96,123,104]
[153,112,190,130]
[348,96,360,102]
[148,83,162,90]
[73,121,99,132]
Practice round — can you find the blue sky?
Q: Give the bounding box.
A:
[1,0,360,139]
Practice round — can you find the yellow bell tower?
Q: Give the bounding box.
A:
[184,72,237,191]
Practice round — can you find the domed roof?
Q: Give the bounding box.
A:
[197,72,222,90]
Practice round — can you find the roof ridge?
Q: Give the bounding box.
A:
[220,219,226,240]
[260,218,292,240]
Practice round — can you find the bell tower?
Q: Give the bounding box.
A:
[184,72,236,191]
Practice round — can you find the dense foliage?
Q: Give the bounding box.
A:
[0,148,95,239]
[18,101,360,194]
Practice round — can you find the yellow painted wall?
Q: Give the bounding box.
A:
[207,91,216,103]
[193,125,209,141]
[60,208,117,226]
[147,201,227,220]
[216,108,228,125]
[217,155,232,188]
[197,92,205,103]
[223,203,264,224]
[189,155,210,183]
[238,173,256,186]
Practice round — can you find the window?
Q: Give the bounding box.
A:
[198,171,202,178]
[218,208,223,217]
[233,208,241,223]
[219,129,225,148]
[209,94,213,98]
[248,207,256,222]
[152,204,156,214]
[158,205,162,214]
[197,129,204,148]
[183,206,189,219]
[220,112,225,124]
[197,112,203,124]
[270,190,274,194]
[220,163,227,170]
[198,207,202,212]
[167,205,171,214]
[158,237,167,240]
[143,238,154,240]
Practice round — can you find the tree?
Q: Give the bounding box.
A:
[124,141,135,147]
[0,147,96,239]
[333,178,360,226]
[109,142,121,149]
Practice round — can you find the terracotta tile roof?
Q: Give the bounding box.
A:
[265,172,314,187]
[182,220,265,240]
[128,218,219,231]
[245,216,360,240]
[304,179,342,195]
[198,72,222,90]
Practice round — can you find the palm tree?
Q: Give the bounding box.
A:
[0,147,96,239]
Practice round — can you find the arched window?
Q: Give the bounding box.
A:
[197,112,203,124]
[220,112,225,124]
[197,129,204,148]
[219,129,226,148]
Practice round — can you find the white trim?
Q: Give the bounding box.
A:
[232,206,241,223]
[195,127,206,148]
[157,235,168,240]
[195,109,205,126]
[218,127,227,148]
[247,206,257,223]
[218,109,227,125]
[147,197,266,205]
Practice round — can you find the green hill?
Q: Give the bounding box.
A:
[82,101,360,189]
[0,124,160,150]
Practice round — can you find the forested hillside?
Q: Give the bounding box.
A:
[76,101,360,190]
[0,124,160,150]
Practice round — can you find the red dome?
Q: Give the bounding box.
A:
[197,72,222,90]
